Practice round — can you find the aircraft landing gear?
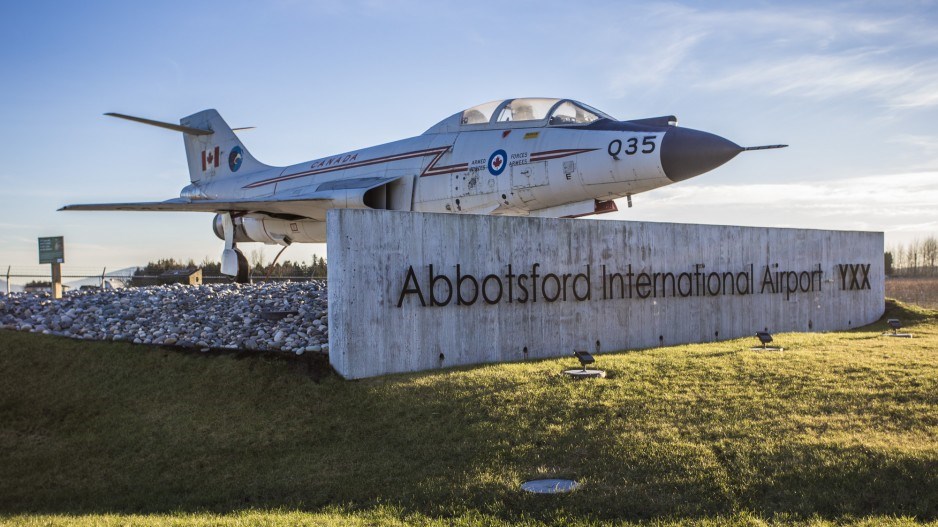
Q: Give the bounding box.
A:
[234,247,250,284]
[219,212,251,284]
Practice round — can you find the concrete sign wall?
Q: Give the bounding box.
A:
[327,209,884,379]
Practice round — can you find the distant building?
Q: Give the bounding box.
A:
[159,268,203,286]
[24,283,70,294]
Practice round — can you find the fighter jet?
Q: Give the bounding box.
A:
[62,97,785,282]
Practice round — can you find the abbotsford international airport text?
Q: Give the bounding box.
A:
[395,262,872,308]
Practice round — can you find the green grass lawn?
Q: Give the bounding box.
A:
[0,300,936,526]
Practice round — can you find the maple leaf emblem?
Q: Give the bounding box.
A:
[493,156,502,169]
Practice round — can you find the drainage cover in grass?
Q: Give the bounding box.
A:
[562,369,606,379]
[520,478,579,494]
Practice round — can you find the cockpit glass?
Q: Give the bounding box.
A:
[495,98,559,122]
[549,101,602,126]
[455,98,613,129]
[461,100,502,125]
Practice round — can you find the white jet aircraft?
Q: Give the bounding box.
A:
[63,97,785,282]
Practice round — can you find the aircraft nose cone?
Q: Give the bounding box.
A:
[660,127,743,182]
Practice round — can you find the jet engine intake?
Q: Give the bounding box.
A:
[212,214,252,243]
[362,175,415,211]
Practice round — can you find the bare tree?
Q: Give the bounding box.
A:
[923,236,938,276]
[890,237,938,276]
[250,248,266,270]
[909,239,920,276]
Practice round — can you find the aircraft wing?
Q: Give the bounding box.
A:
[60,176,404,218]
[59,197,332,218]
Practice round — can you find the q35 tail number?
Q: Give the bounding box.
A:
[608,135,659,158]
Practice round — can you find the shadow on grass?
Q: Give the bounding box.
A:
[0,303,936,523]
[879,299,934,326]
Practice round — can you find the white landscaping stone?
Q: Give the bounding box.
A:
[0,281,329,358]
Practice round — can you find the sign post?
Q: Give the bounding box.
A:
[38,236,65,299]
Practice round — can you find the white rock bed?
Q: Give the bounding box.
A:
[0,282,329,356]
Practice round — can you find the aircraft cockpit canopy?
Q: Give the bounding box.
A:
[424,98,615,135]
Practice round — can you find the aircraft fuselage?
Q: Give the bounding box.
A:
[201,122,690,245]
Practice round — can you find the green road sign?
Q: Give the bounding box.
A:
[38,236,64,264]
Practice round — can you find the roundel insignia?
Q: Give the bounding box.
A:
[488,149,507,176]
[229,146,244,172]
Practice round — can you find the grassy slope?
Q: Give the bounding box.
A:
[0,301,936,526]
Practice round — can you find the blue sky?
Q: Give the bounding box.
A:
[2,0,937,271]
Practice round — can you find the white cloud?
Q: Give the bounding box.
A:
[605,171,938,246]
[699,52,938,109]
[889,134,938,152]
[591,2,938,109]
[893,84,938,109]
[606,31,707,92]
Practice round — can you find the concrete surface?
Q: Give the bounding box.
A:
[327,209,884,379]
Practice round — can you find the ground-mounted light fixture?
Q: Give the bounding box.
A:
[563,349,605,379]
[883,318,912,338]
[574,350,594,370]
[751,331,783,351]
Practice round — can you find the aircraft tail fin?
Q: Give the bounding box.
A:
[106,109,270,184]
[179,109,270,183]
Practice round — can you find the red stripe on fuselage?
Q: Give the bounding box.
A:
[422,163,469,176]
[242,145,597,189]
[418,147,468,177]
[244,146,452,189]
[529,148,597,161]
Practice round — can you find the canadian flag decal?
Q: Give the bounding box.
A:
[202,146,220,171]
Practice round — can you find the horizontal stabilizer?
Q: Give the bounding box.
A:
[105,112,213,136]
